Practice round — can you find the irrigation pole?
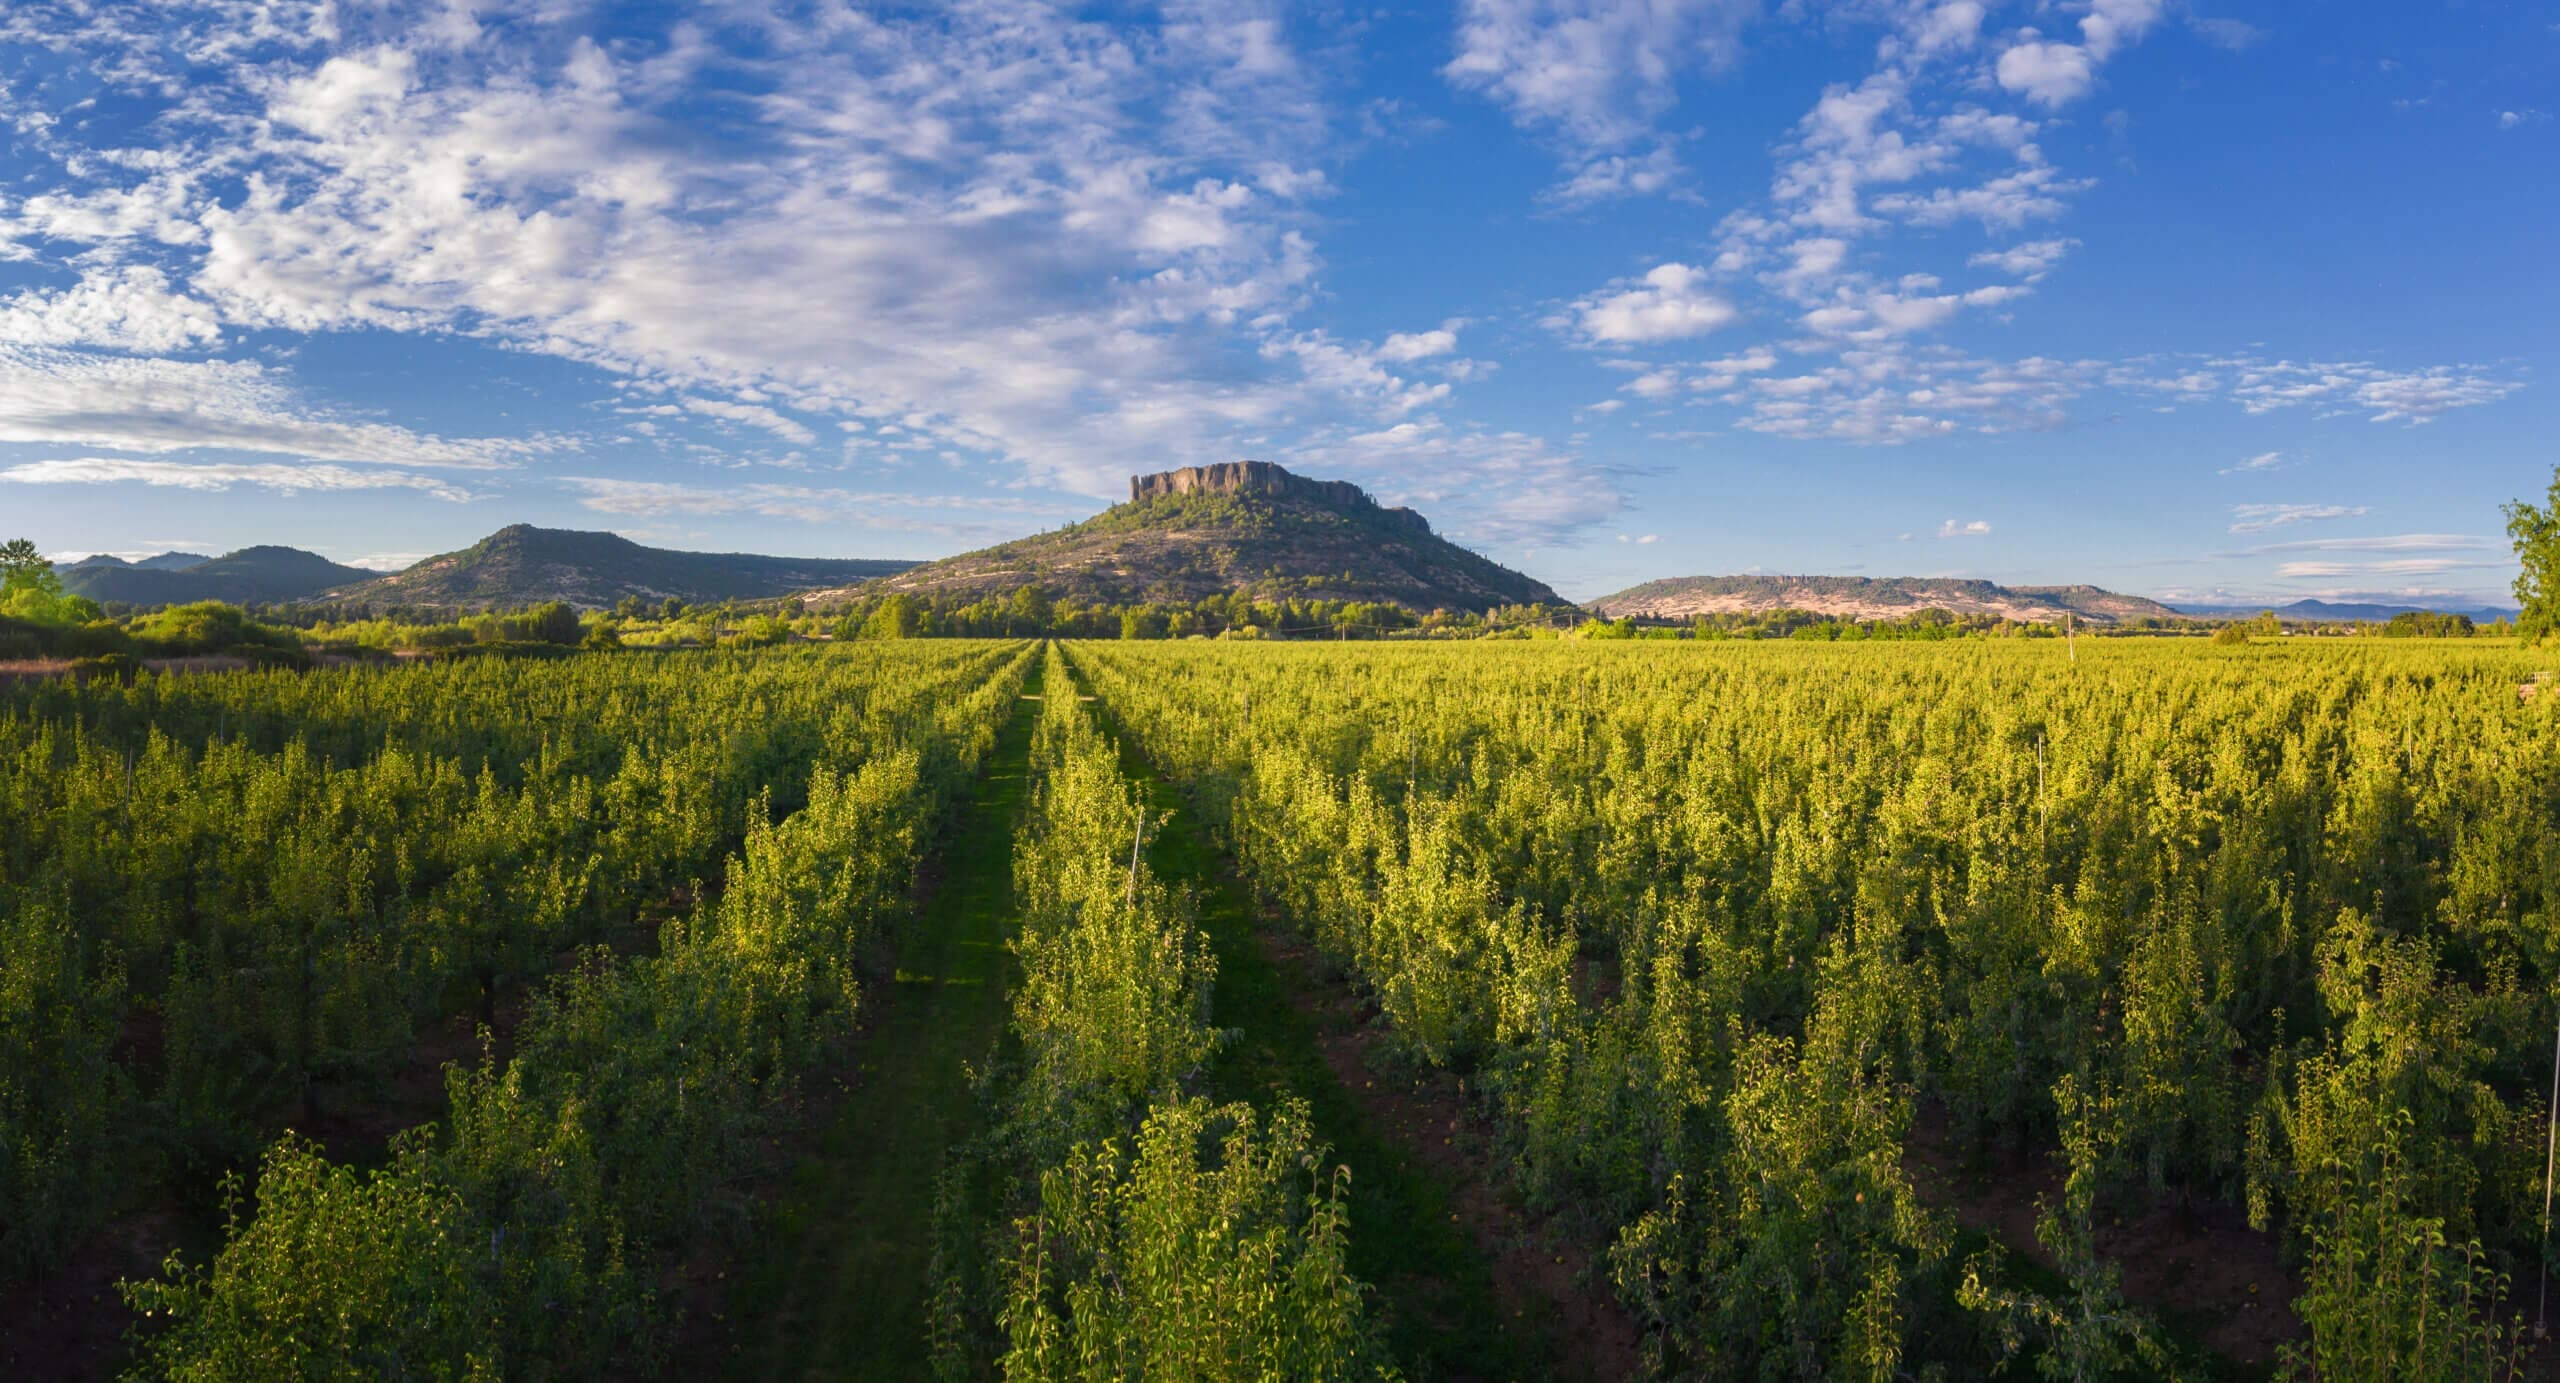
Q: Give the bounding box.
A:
[1126,807,1145,907]
[2541,1009,2559,1336]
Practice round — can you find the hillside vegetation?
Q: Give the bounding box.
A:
[61,546,374,606]
[815,461,1562,614]
[338,524,913,610]
[1592,573,2186,625]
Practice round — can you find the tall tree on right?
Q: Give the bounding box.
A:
[2507,467,2560,641]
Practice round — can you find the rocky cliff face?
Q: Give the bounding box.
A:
[1129,461,1431,535]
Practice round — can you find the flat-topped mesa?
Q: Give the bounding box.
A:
[1129,460,1431,535]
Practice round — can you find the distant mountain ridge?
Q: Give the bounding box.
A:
[62,546,374,605]
[335,525,915,610]
[2172,597,2520,623]
[1591,574,2186,625]
[69,551,212,572]
[808,460,1563,613]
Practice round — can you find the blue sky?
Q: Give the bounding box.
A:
[0,0,2549,606]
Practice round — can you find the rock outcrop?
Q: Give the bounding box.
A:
[1130,461,1431,535]
[806,459,1561,612]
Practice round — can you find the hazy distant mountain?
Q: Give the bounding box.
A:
[2172,597,2521,623]
[337,524,915,610]
[1590,574,2186,625]
[807,461,1564,613]
[62,546,373,605]
[66,551,214,573]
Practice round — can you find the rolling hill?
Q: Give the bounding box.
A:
[808,461,1564,613]
[62,546,374,605]
[1590,574,2187,625]
[335,525,915,611]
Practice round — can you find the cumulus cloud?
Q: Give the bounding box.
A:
[1996,0,2162,107]
[1567,263,1738,343]
[1378,323,1462,362]
[0,266,222,351]
[1444,0,1755,157]
[1938,517,1991,537]
[0,456,479,501]
[2230,502,2368,534]
[1995,38,2095,108]
[0,0,1589,503]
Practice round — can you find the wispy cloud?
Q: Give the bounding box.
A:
[558,478,1079,538]
[1,457,480,501]
[2230,502,2368,534]
[2274,557,2501,578]
[0,1,1569,504]
[0,346,546,468]
[2248,532,2502,554]
[1443,0,1755,199]
[2220,450,2288,474]
[1938,517,1992,538]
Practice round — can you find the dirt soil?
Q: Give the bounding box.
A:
[1902,1100,2304,1365]
[1258,924,1645,1381]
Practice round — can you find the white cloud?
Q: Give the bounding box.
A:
[2249,532,2501,554]
[1444,0,1755,154]
[1995,38,2095,108]
[0,266,222,351]
[0,456,478,501]
[1548,144,1688,205]
[1967,237,2075,279]
[559,477,1075,537]
[1379,323,1462,362]
[2273,558,2499,579]
[2500,109,2547,130]
[1995,0,2163,107]
[0,2,1562,502]
[1261,333,1453,414]
[2190,17,2265,51]
[681,397,816,447]
[1567,263,1737,343]
[2220,450,2287,474]
[2224,357,2522,423]
[2230,502,2368,534]
[1871,166,2087,229]
[0,346,544,467]
[1938,516,1991,537]
[1299,417,1623,547]
[1914,2,1987,56]
[344,551,430,571]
